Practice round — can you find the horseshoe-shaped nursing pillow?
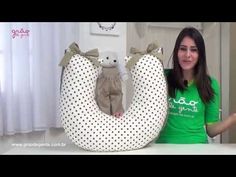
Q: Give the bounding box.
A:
[59,53,168,152]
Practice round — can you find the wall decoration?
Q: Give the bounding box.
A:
[90,22,120,36]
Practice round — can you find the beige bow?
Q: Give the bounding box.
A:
[59,42,100,67]
[126,41,163,70]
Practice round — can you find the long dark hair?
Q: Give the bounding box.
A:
[167,27,214,104]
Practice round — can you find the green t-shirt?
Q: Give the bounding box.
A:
[156,70,220,144]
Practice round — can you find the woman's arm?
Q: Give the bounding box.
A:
[206,113,236,138]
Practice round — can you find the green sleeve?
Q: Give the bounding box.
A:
[205,77,220,124]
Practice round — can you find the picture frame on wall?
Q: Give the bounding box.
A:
[90,22,120,36]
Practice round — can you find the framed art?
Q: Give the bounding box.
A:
[90,22,120,36]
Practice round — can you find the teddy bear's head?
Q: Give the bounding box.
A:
[99,51,118,68]
[98,50,129,81]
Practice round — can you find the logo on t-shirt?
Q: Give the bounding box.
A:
[169,97,199,117]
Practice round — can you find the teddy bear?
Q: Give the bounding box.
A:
[95,51,128,118]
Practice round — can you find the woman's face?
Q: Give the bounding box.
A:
[178,36,199,71]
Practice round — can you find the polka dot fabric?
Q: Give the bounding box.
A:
[59,54,168,152]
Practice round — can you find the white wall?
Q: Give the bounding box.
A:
[220,22,236,143]
[203,22,221,143]
[221,23,230,143]
[229,23,236,142]
[77,23,127,56]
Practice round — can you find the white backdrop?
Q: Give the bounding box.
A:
[0,22,78,136]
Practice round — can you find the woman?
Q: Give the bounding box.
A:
[156,27,236,143]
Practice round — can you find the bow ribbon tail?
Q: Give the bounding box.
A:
[59,66,65,93]
[86,57,101,67]
[146,42,159,53]
[126,54,142,70]
[127,47,146,70]
[82,48,100,67]
[155,53,163,61]
[85,49,99,57]
[130,47,141,55]
[150,51,163,61]
[59,52,74,67]
[69,42,81,53]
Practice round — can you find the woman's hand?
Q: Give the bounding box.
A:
[229,113,236,124]
[206,112,236,138]
[113,112,123,118]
